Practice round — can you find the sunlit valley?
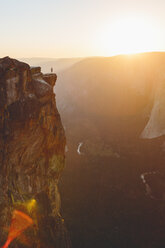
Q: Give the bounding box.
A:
[22,52,165,248]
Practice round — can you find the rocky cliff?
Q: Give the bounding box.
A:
[0,57,70,248]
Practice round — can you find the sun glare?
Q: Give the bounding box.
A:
[99,16,159,56]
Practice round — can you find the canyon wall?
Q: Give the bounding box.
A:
[0,57,70,248]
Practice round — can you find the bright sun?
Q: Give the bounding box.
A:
[99,16,158,56]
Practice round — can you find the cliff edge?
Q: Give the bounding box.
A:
[0,57,70,247]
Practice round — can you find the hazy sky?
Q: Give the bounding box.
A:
[0,0,165,58]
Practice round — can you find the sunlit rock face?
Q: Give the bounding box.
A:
[0,57,70,248]
[141,73,165,139]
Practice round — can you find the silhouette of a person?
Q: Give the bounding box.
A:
[51,67,53,73]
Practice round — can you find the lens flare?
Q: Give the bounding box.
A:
[2,210,33,248]
[26,199,36,213]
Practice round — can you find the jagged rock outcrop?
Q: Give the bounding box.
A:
[0,57,70,248]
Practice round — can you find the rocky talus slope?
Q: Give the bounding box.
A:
[0,57,70,248]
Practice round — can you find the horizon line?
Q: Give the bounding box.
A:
[17,50,165,60]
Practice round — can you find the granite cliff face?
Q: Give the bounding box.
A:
[141,72,165,139]
[0,57,70,248]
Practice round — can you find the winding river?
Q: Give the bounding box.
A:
[77,142,83,155]
[140,171,158,199]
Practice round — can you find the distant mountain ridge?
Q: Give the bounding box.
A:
[54,52,165,139]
